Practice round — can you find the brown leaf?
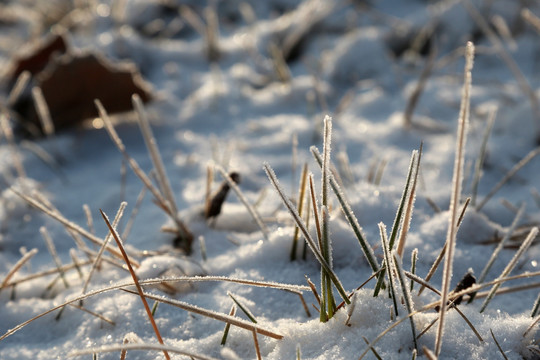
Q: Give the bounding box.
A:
[10,33,67,84]
[14,51,153,135]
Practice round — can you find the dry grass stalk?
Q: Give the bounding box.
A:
[7,70,30,106]
[524,315,540,338]
[417,198,470,295]
[469,203,525,303]
[0,271,311,342]
[403,43,437,128]
[396,145,422,257]
[31,86,55,136]
[476,146,540,211]
[0,248,38,292]
[479,226,538,313]
[291,163,308,260]
[70,343,219,360]
[80,202,127,301]
[423,346,438,360]
[132,94,193,246]
[95,99,193,250]
[435,41,474,356]
[123,288,284,340]
[464,0,540,138]
[83,204,95,235]
[100,209,170,360]
[67,303,115,325]
[0,113,26,178]
[122,184,147,241]
[252,329,262,360]
[490,329,509,360]
[362,336,383,360]
[40,226,69,289]
[10,187,135,265]
[522,8,540,34]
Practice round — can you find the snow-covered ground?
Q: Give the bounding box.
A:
[1,0,540,359]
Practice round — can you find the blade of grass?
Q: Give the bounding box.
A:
[531,293,540,318]
[123,288,283,340]
[469,203,525,303]
[436,41,474,356]
[221,304,236,345]
[404,42,437,128]
[228,292,257,323]
[417,198,471,296]
[396,145,422,258]
[0,113,26,179]
[379,223,399,316]
[522,8,540,33]
[132,94,192,245]
[291,163,308,261]
[0,248,38,294]
[311,147,379,273]
[100,209,170,360]
[122,185,147,241]
[479,226,538,313]
[490,329,509,360]
[7,70,30,106]
[10,187,132,265]
[70,343,219,360]
[31,86,55,137]
[374,150,419,297]
[83,204,95,235]
[524,315,540,338]
[476,146,540,211]
[95,100,192,247]
[362,336,383,360]
[0,274,309,342]
[410,249,418,292]
[470,107,496,206]
[393,250,418,351]
[252,329,262,360]
[81,202,127,302]
[320,116,336,321]
[40,227,69,289]
[264,163,351,304]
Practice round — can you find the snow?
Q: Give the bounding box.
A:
[1,0,540,359]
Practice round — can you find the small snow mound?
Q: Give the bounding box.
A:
[457,210,504,245]
[136,255,206,294]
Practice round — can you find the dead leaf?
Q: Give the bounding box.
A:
[9,33,67,84]
[13,50,153,135]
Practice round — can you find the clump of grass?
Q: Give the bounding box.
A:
[95,97,194,252]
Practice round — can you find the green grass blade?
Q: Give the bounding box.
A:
[379,223,399,316]
[410,248,418,292]
[374,150,419,296]
[264,163,351,304]
[393,250,418,351]
[228,293,257,323]
[311,146,379,273]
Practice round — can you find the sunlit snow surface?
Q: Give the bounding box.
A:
[0,0,539,359]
